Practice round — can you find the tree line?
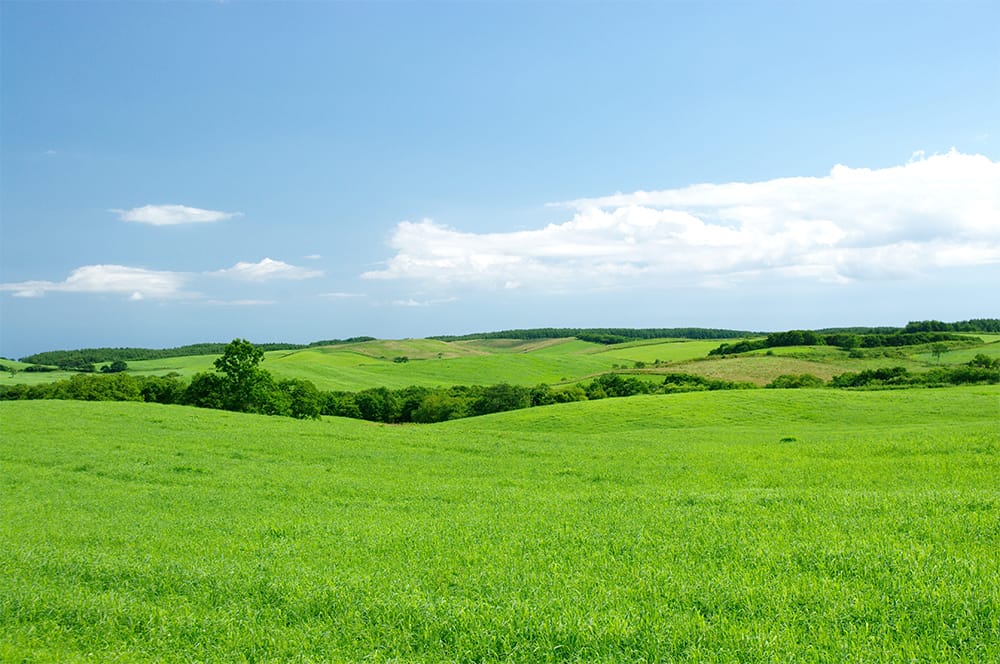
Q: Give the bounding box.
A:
[430,327,758,343]
[17,337,378,371]
[709,330,978,356]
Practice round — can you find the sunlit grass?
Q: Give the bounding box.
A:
[2,387,998,661]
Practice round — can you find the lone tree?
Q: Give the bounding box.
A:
[930,342,949,364]
[214,338,270,412]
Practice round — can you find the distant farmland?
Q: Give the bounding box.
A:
[5,331,999,390]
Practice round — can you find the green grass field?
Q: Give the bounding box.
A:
[8,335,999,391]
[3,387,998,661]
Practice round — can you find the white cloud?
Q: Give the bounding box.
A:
[0,265,187,299]
[364,150,1000,290]
[213,257,323,281]
[113,204,241,226]
[392,297,458,307]
[304,254,323,260]
[320,292,366,298]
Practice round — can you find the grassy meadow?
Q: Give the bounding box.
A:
[6,333,999,390]
[3,386,999,661]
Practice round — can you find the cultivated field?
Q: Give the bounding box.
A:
[3,387,998,661]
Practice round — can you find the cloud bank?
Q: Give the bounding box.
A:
[0,265,186,299]
[364,150,1000,290]
[113,204,241,225]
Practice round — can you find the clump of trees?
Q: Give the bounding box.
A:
[765,374,826,389]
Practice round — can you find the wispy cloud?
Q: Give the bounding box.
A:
[112,204,242,226]
[364,150,1000,290]
[320,291,366,298]
[304,254,323,260]
[213,257,323,281]
[392,297,458,307]
[205,299,276,306]
[0,265,187,299]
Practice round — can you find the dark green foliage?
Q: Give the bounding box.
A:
[920,365,1000,386]
[660,373,750,393]
[576,333,629,344]
[411,391,465,423]
[710,329,979,356]
[853,332,972,348]
[354,387,401,423]
[767,374,826,389]
[323,391,363,419]
[182,372,228,409]
[830,367,912,388]
[969,353,1000,370]
[585,373,653,399]
[276,379,323,419]
[213,339,270,413]
[395,385,430,422]
[392,356,409,363]
[905,318,1000,333]
[766,330,825,347]
[307,336,377,347]
[469,383,531,416]
[830,360,1000,389]
[709,339,767,355]
[139,374,185,404]
[99,360,129,374]
[529,384,557,407]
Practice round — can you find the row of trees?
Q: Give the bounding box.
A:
[904,319,1000,333]
[431,327,756,343]
[709,330,975,356]
[827,355,1000,388]
[17,338,378,371]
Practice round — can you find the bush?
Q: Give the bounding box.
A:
[767,374,825,389]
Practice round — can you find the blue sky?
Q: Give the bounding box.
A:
[2,1,998,358]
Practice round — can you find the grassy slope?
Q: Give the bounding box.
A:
[5,336,999,390]
[2,388,999,662]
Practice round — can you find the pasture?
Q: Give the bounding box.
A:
[2,386,998,661]
[6,333,999,391]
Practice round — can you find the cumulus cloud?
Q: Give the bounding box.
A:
[213,257,323,281]
[113,204,241,226]
[364,150,1000,290]
[0,265,187,299]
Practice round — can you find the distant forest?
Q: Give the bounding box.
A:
[430,327,759,343]
[13,320,999,369]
